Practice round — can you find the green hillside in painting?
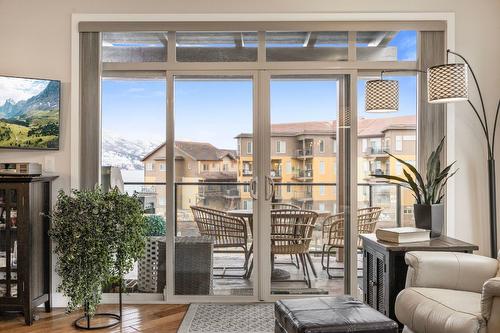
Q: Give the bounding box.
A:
[0,79,60,149]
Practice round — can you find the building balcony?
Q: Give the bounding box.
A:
[363,169,390,181]
[363,146,390,157]
[295,148,313,159]
[242,169,253,176]
[292,190,313,201]
[223,188,240,199]
[293,169,313,181]
[270,169,282,179]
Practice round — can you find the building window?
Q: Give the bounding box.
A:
[287,185,291,193]
[319,203,325,211]
[404,206,414,214]
[223,163,228,171]
[319,139,325,153]
[243,184,249,193]
[237,140,241,155]
[395,136,403,151]
[319,185,325,196]
[286,161,292,174]
[160,163,166,171]
[247,141,253,154]
[396,161,403,175]
[276,140,286,154]
[319,161,325,175]
[187,163,191,170]
[159,197,166,206]
[243,200,253,210]
[146,163,153,171]
[202,163,209,171]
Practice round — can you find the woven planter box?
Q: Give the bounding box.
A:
[175,236,213,295]
[137,236,166,293]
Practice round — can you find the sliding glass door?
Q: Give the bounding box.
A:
[254,71,356,301]
[167,72,259,301]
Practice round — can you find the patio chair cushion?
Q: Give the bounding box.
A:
[275,296,398,333]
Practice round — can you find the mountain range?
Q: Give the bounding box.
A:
[0,80,59,121]
[102,133,160,170]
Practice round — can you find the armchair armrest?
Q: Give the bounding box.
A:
[482,277,500,320]
[405,251,498,293]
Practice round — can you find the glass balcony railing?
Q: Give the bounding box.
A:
[363,146,390,156]
[294,169,313,179]
[295,148,313,158]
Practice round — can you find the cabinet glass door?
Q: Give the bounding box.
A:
[0,187,19,300]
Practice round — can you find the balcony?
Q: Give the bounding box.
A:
[295,148,313,159]
[363,168,388,181]
[363,146,390,157]
[242,169,253,176]
[292,190,313,201]
[223,188,241,198]
[270,169,282,179]
[293,169,313,181]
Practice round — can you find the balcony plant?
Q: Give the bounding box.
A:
[371,137,457,237]
[50,187,147,323]
[137,214,166,293]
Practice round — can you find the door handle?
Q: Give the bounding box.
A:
[249,177,258,200]
[265,175,275,201]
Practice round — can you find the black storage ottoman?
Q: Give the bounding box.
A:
[275,296,398,333]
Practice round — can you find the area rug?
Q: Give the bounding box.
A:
[177,303,274,333]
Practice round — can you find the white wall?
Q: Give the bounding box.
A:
[0,0,499,302]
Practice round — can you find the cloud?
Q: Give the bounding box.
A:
[0,77,48,105]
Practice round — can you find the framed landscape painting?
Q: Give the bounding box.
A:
[0,75,60,149]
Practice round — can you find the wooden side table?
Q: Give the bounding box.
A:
[360,234,478,326]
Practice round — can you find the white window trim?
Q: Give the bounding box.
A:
[276,140,286,154]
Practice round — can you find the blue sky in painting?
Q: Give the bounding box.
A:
[101,31,417,149]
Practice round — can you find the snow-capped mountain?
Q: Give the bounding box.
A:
[102,132,161,170]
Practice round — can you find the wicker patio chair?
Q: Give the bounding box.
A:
[190,206,250,278]
[271,203,301,210]
[271,209,318,287]
[321,207,383,279]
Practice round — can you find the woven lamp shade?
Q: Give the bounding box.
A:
[427,63,468,103]
[365,79,399,113]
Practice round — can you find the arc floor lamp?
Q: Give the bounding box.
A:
[365,49,500,257]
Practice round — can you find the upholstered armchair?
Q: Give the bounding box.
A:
[395,251,500,333]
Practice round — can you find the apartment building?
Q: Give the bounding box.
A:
[236,115,416,224]
[141,141,237,213]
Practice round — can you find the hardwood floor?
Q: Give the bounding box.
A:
[0,304,188,333]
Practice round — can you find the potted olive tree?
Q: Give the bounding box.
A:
[372,137,457,237]
[50,187,147,328]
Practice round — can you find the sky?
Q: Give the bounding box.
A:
[0,76,49,105]
[101,30,417,150]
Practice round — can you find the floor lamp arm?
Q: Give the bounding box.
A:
[492,99,500,154]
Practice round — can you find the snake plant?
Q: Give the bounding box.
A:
[371,137,457,204]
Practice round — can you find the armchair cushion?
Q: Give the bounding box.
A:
[396,287,485,333]
[405,251,498,293]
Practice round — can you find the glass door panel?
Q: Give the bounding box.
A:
[173,74,256,297]
[0,187,19,299]
[101,72,167,295]
[267,74,343,296]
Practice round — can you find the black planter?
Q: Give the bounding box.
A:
[413,204,444,238]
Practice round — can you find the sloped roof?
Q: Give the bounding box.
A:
[235,115,416,138]
[141,141,236,162]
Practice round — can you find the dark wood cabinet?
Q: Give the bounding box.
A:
[361,234,478,326]
[0,175,57,325]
